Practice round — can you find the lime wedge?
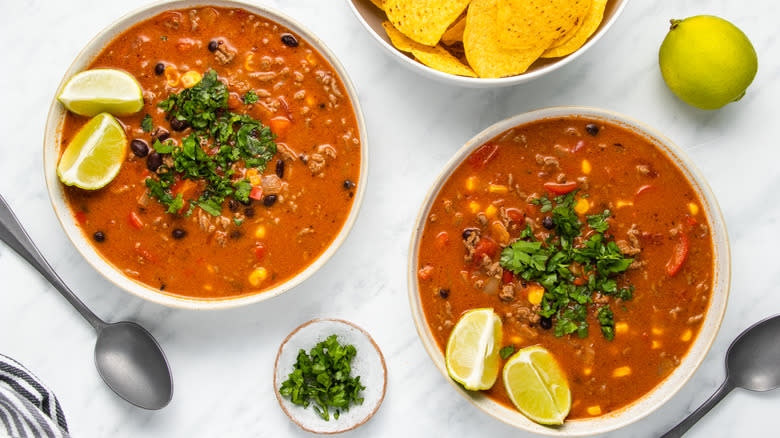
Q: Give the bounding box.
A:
[58,69,143,116]
[445,308,502,390]
[57,113,127,190]
[503,346,571,425]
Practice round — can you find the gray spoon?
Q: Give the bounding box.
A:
[662,314,780,437]
[0,195,173,410]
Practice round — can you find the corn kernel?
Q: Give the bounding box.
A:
[255,225,266,239]
[652,340,662,349]
[485,204,498,219]
[681,329,693,342]
[248,267,268,286]
[465,176,478,192]
[180,71,202,88]
[468,201,480,214]
[574,198,590,214]
[586,406,602,416]
[203,284,213,291]
[612,366,631,377]
[581,159,592,175]
[492,221,510,245]
[249,175,262,186]
[688,202,699,216]
[583,367,592,376]
[510,336,523,344]
[244,53,255,71]
[164,65,180,87]
[615,322,628,334]
[306,95,316,106]
[246,168,259,177]
[306,52,318,67]
[488,184,508,194]
[651,327,663,335]
[616,200,634,208]
[206,264,215,274]
[527,285,544,305]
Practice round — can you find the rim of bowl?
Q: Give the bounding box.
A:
[406,106,730,435]
[43,0,369,310]
[345,0,630,88]
[273,318,388,434]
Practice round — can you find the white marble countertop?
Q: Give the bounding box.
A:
[1,0,778,437]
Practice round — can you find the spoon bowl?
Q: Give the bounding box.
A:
[95,322,173,410]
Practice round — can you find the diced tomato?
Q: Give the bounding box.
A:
[571,140,586,153]
[685,215,698,227]
[418,265,435,281]
[543,181,578,195]
[249,187,264,201]
[254,244,266,261]
[573,276,587,286]
[435,231,449,247]
[172,179,196,197]
[269,116,292,138]
[473,237,498,261]
[502,270,514,283]
[74,211,88,225]
[128,211,144,229]
[227,92,241,110]
[505,207,524,223]
[133,246,158,263]
[635,184,654,197]
[467,144,498,169]
[665,233,689,277]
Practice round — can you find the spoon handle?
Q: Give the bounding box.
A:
[661,378,736,438]
[0,195,106,330]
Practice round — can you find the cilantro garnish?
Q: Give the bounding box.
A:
[278,335,365,421]
[141,114,153,132]
[144,69,277,217]
[499,345,516,360]
[242,90,259,104]
[500,193,634,340]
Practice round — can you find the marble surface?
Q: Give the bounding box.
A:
[1,0,778,436]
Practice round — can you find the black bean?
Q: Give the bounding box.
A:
[275,160,285,178]
[540,316,553,330]
[228,199,239,212]
[462,228,478,240]
[438,288,450,299]
[263,194,278,207]
[229,230,242,239]
[154,62,165,75]
[130,139,149,158]
[93,231,106,243]
[343,179,355,190]
[542,216,555,229]
[172,228,187,239]
[154,127,170,142]
[146,152,162,171]
[170,117,188,131]
[244,207,255,218]
[207,40,220,52]
[585,123,599,136]
[281,34,298,47]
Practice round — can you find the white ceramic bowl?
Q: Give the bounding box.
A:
[43,0,368,310]
[346,0,629,88]
[407,107,730,435]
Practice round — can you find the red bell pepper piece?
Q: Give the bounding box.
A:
[543,181,578,195]
[665,233,689,277]
[468,144,498,169]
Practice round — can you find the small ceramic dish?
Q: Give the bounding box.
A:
[407,106,730,435]
[345,0,629,88]
[273,319,387,434]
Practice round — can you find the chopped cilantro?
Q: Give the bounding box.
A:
[278,334,365,421]
[242,90,259,104]
[499,345,515,360]
[144,69,277,217]
[499,192,634,340]
[141,114,153,132]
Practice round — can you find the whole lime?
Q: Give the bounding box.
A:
[659,15,757,110]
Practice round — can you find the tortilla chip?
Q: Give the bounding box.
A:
[546,1,590,50]
[464,0,546,78]
[542,0,607,58]
[368,0,384,10]
[383,22,477,77]
[441,15,467,45]
[384,0,472,46]
[496,0,590,50]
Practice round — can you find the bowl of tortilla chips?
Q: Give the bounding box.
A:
[347,0,628,86]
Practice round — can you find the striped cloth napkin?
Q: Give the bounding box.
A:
[0,354,69,438]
